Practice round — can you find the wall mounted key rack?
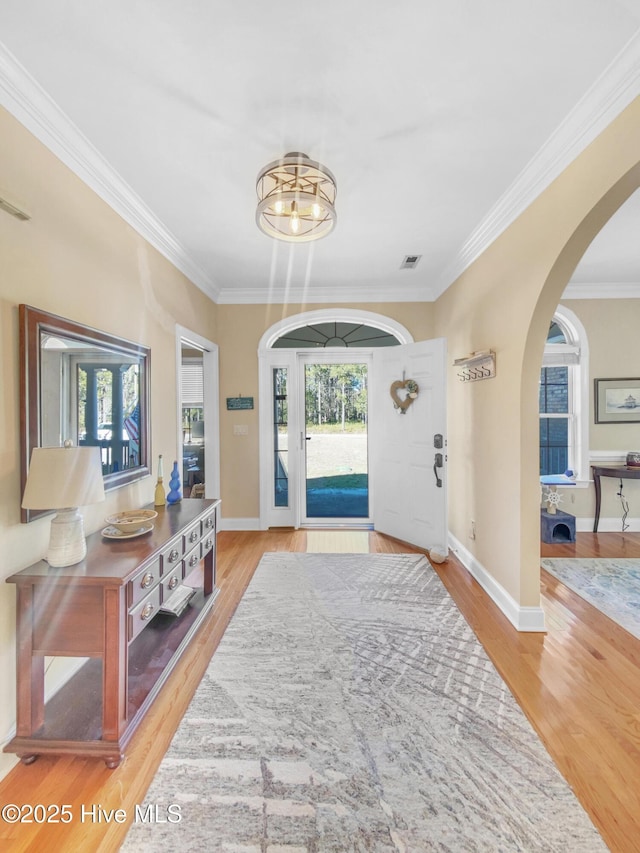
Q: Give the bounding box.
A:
[453,350,496,382]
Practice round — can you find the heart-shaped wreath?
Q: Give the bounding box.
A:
[390,379,419,413]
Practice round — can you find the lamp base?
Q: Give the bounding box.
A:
[47,508,87,567]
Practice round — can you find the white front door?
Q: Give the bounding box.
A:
[370,339,447,551]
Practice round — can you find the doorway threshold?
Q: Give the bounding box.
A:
[301,522,374,530]
[306,529,370,553]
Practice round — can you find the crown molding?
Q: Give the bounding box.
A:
[0,42,220,302]
[216,281,434,304]
[562,280,640,299]
[3,31,639,309]
[434,31,640,299]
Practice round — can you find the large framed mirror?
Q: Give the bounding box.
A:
[20,304,151,522]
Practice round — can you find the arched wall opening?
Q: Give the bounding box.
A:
[520,160,640,602]
[434,98,640,630]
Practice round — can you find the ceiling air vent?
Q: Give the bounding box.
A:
[400,254,421,270]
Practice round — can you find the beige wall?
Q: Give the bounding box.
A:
[0,106,217,776]
[560,298,640,521]
[2,83,638,780]
[0,103,435,775]
[565,298,640,454]
[216,302,434,519]
[434,96,640,608]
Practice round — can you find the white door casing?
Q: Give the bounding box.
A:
[370,338,447,551]
[258,309,417,530]
[175,325,221,502]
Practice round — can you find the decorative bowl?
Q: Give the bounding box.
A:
[626,452,640,468]
[104,509,158,534]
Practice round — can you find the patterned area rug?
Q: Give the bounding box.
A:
[541,557,640,640]
[122,553,604,852]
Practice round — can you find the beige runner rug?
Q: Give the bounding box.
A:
[122,552,604,851]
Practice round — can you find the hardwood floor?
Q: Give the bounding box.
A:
[2,529,640,851]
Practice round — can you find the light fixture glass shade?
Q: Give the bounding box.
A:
[22,445,105,567]
[256,152,337,242]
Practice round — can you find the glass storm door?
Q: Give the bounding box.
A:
[301,358,370,522]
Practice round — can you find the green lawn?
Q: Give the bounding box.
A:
[307,473,368,490]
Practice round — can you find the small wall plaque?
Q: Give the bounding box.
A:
[226,396,254,410]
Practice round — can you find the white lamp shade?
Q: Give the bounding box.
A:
[22,446,105,510]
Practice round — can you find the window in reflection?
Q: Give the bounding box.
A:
[77,362,141,474]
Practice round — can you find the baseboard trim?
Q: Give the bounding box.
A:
[217,522,550,630]
[448,533,547,633]
[576,517,640,533]
[219,517,261,531]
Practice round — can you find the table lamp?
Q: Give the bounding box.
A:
[21,443,105,567]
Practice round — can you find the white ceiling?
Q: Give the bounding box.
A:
[1,1,639,304]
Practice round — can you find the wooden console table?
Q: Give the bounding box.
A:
[5,498,220,768]
[591,465,640,532]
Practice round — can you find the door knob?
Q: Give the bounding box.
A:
[433,453,443,488]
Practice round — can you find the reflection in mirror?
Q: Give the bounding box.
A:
[181,347,205,497]
[20,305,151,522]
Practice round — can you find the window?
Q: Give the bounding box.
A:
[272,322,400,349]
[539,366,570,474]
[273,367,289,507]
[539,308,587,479]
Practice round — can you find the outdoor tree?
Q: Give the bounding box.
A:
[305,364,367,431]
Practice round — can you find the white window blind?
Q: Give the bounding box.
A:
[181,361,204,405]
[541,344,579,367]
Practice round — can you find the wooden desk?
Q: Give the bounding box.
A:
[591,465,640,532]
[5,498,220,768]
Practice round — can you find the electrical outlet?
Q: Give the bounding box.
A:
[470,520,476,540]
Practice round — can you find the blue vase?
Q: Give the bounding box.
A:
[166,461,182,504]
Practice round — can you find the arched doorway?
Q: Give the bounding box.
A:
[521,162,640,620]
[258,309,414,529]
[530,190,640,641]
[436,99,640,631]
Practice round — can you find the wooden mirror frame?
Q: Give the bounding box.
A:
[20,304,151,522]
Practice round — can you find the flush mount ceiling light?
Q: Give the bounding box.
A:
[256,151,337,242]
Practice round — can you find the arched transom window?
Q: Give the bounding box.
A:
[272,322,400,349]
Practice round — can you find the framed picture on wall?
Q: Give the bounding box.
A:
[594,377,640,423]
